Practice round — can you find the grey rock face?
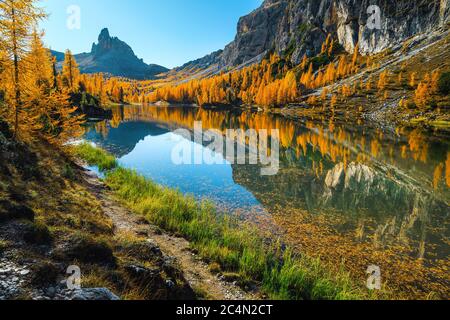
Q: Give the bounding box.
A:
[174,50,223,72]
[221,0,289,66]
[31,286,121,300]
[52,28,169,80]
[0,259,30,300]
[220,0,450,66]
[64,288,121,301]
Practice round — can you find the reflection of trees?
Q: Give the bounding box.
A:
[85,105,450,259]
[408,129,429,163]
[234,157,449,260]
[94,121,109,139]
[95,105,448,188]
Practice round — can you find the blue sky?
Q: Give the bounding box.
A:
[39,0,262,69]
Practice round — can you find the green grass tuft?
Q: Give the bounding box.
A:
[73,142,118,171]
[74,144,369,300]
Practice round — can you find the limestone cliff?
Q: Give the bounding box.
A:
[220,0,450,66]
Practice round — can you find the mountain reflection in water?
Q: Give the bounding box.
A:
[84,104,450,298]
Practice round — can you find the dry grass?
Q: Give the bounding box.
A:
[0,130,191,300]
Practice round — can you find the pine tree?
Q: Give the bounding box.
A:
[25,29,55,134]
[62,49,80,92]
[430,70,440,94]
[330,94,338,108]
[321,88,328,101]
[28,30,53,89]
[0,50,7,106]
[409,72,417,88]
[301,63,313,88]
[414,81,430,109]
[98,74,108,106]
[285,71,298,102]
[0,0,45,136]
[337,56,347,78]
[377,70,389,91]
[397,72,403,86]
[307,95,317,105]
[328,40,334,57]
[25,30,83,143]
[300,54,308,71]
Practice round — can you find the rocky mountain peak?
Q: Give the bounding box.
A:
[53,28,168,80]
[220,0,450,67]
[98,28,111,42]
[91,28,134,58]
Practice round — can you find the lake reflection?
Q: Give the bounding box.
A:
[85,105,450,298]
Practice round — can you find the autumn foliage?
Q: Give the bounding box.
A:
[147,54,299,107]
[0,0,83,143]
[414,70,440,109]
[146,38,365,108]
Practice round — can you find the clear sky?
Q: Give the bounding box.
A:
[39,0,262,69]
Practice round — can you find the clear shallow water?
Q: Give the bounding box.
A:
[118,132,262,211]
[85,105,450,296]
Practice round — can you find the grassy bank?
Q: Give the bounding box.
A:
[74,143,372,300]
[73,142,118,171]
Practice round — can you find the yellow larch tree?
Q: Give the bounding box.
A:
[25,30,83,143]
[366,76,373,91]
[397,72,403,86]
[414,81,430,109]
[62,49,80,92]
[430,70,440,94]
[377,70,389,92]
[321,88,328,102]
[351,43,359,72]
[300,54,308,70]
[0,0,45,137]
[330,94,338,108]
[409,72,417,88]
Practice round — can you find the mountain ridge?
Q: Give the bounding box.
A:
[52,28,168,80]
[173,0,450,76]
[220,0,450,66]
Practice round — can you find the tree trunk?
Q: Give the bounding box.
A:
[11,7,21,138]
